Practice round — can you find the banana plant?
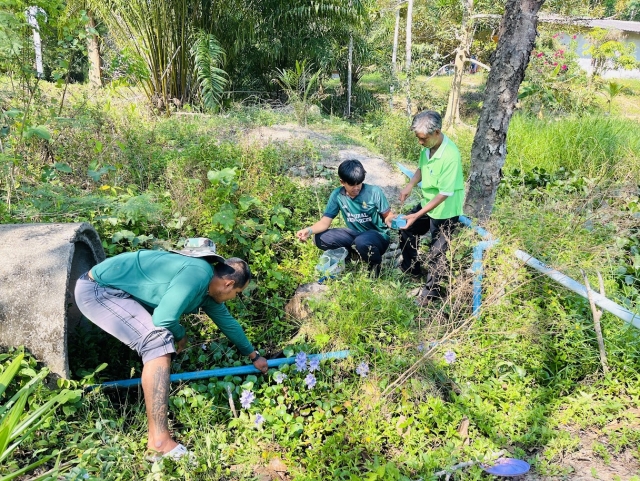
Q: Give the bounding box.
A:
[0,351,82,481]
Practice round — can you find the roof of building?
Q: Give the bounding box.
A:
[540,15,640,34]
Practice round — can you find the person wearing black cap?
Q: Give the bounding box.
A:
[74,238,266,462]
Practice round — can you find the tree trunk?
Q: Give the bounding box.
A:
[443,0,473,128]
[464,0,545,222]
[392,2,401,75]
[405,0,413,116]
[347,34,353,117]
[87,12,102,87]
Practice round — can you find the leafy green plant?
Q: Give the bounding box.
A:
[599,80,626,113]
[190,30,228,111]
[272,60,323,126]
[0,350,82,480]
[584,28,639,78]
[520,33,596,116]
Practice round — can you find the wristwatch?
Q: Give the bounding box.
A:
[250,351,262,362]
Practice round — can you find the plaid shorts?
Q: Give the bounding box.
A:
[74,272,176,364]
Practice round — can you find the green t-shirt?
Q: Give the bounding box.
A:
[90,250,254,354]
[418,134,465,219]
[324,183,391,239]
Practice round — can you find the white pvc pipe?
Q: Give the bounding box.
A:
[515,250,640,329]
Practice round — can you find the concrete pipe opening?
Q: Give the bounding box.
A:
[0,223,105,379]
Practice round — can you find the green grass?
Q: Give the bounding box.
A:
[505,114,640,179]
[2,80,640,480]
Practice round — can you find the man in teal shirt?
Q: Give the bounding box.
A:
[296,159,393,275]
[386,111,464,304]
[74,240,267,461]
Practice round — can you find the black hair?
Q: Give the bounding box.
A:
[214,257,251,287]
[338,159,366,186]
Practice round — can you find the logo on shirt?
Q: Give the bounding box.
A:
[362,201,368,209]
[346,212,373,224]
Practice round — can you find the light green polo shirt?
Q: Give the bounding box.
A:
[91,250,254,354]
[418,134,464,219]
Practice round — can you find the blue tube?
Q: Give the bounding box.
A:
[472,240,499,317]
[96,350,351,390]
[515,250,640,329]
[397,163,421,187]
[459,215,491,239]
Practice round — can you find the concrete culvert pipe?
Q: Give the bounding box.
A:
[0,223,105,379]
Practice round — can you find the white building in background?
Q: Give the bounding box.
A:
[553,18,640,79]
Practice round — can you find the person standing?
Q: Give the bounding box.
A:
[74,239,267,461]
[387,111,464,304]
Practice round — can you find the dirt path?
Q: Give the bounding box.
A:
[245,123,407,203]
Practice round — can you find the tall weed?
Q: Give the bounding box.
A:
[506,114,640,181]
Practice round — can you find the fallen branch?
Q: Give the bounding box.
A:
[227,385,238,418]
[433,450,505,478]
[582,270,609,374]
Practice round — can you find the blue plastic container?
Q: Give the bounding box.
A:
[391,215,407,229]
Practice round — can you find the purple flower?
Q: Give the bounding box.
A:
[274,372,287,384]
[444,350,456,364]
[295,351,308,372]
[255,413,265,426]
[304,374,316,389]
[417,342,425,352]
[355,362,369,378]
[308,357,320,372]
[240,390,255,409]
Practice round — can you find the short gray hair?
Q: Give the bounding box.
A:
[411,111,442,135]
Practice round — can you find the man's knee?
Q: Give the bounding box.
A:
[139,329,176,364]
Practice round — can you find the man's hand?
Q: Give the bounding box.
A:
[399,185,413,203]
[400,213,419,230]
[176,337,188,354]
[384,213,396,228]
[252,356,268,374]
[296,228,311,242]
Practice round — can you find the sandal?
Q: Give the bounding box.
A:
[145,443,195,463]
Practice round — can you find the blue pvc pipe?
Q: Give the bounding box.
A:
[472,240,499,317]
[97,350,351,390]
[515,250,640,329]
[397,163,421,187]
[459,215,491,240]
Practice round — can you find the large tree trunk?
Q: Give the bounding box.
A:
[86,12,102,87]
[464,0,545,222]
[443,0,473,128]
[405,0,413,116]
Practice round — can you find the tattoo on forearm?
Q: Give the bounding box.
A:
[151,366,170,435]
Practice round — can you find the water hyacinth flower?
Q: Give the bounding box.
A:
[274,372,287,384]
[355,362,369,378]
[255,413,265,426]
[304,373,316,389]
[444,350,456,364]
[308,357,320,372]
[240,390,255,409]
[295,351,308,372]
